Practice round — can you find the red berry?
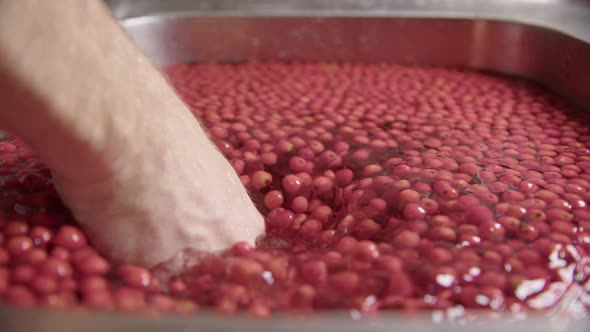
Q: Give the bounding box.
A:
[52,225,87,250]
[263,190,284,210]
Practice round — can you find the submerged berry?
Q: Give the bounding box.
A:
[0,62,589,318]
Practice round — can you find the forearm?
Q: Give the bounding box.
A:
[0,0,209,183]
[0,0,264,266]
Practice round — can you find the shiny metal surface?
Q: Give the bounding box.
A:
[1,305,589,332]
[108,0,590,40]
[112,0,590,109]
[2,0,590,331]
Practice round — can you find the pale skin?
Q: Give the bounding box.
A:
[0,0,265,267]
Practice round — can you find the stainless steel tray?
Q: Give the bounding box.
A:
[113,0,590,109]
[1,0,590,331]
